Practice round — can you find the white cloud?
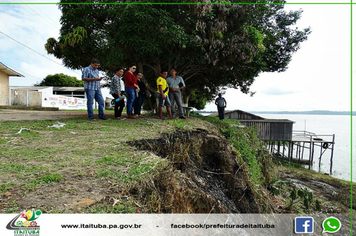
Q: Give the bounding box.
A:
[0,2,82,86]
[261,87,298,96]
[203,3,352,112]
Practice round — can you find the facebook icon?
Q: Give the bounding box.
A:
[295,217,314,233]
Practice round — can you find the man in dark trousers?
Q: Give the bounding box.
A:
[215,93,227,120]
[110,67,126,120]
[166,68,186,119]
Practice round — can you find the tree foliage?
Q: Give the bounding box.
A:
[45,0,310,109]
[34,73,84,87]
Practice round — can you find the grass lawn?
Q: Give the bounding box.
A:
[0,112,216,213]
[0,110,353,217]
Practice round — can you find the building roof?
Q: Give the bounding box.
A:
[53,87,85,92]
[0,62,24,77]
[9,86,85,93]
[225,109,265,120]
[9,86,52,91]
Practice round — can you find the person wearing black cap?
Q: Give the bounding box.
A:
[82,58,108,121]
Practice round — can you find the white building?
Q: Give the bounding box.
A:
[9,86,87,110]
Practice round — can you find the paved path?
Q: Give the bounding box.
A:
[0,110,87,121]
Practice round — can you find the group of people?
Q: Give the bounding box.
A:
[109,64,148,120]
[82,58,188,121]
[108,66,147,120]
[156,68,186,120]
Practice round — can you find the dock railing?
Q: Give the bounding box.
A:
[292,130,335,175]
[293,130,316,138]
[293,130,334,142]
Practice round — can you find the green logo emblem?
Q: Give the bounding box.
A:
[322,217,341,233]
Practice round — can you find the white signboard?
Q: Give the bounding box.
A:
[43,95,87,110]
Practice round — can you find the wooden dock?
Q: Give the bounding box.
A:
[224,110,336,175]
[267,131,335,174]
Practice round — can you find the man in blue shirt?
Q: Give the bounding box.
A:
[82,58,108,120]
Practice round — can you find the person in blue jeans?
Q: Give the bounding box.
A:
[82,58,108,121]
[124,65,139,119]
[134,72,147,116]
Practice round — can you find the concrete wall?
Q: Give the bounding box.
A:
[8,87,87,110]
[39,87,53,101]
[28,91,42,107]
[11,89,42,107]
[0,71,9,105]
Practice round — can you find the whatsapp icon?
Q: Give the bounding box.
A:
[322,217,341,233]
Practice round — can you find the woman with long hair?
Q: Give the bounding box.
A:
[124,65,139,119]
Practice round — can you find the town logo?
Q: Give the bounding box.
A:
[6,209,41,236]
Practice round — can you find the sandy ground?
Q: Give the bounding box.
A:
[0,109,88,121]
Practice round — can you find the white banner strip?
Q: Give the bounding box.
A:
[0,213,351,236]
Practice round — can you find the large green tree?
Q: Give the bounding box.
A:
[34,73,84,87]
[45,0,310,109]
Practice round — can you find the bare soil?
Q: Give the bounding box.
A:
[128,129,272,213]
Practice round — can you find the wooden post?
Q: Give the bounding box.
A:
[330,134,335,175]
[319,142,323,172]
[298,142,302,160]
[288,142,293,163]
[277,142,281,156]
[311,141,315,168]
[290,142,294,162]
[308,136,313,170]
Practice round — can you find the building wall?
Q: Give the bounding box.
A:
[38,87,53,104]
[239,120,293,141]
[8,86,87,109]
[28,91,42,107]
[0,71,9,105]
[11,89,42,107]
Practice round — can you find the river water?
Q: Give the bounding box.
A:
[201,112,355,182]
[254,113,354,182]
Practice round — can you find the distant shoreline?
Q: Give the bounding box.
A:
[198,110,356,116]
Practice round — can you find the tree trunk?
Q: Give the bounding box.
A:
[154,60,161,77]
[181,91,190,107]
[137,61,143,73]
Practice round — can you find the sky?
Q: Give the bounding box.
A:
[0,0,354,112]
